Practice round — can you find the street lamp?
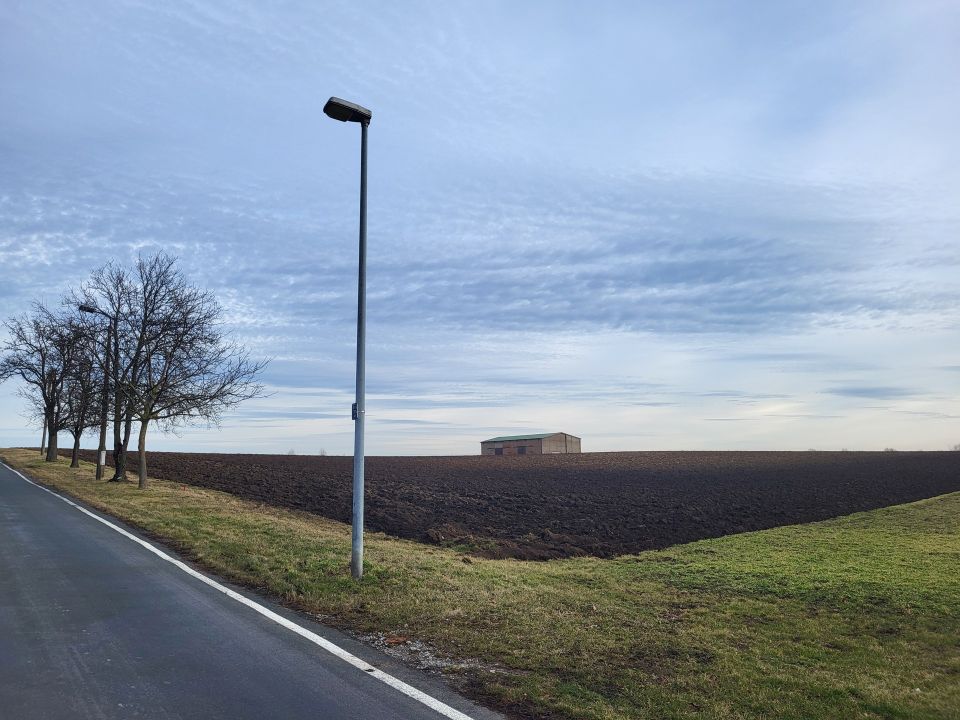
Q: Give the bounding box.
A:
[324,95,372,580]
[79,303,114,481]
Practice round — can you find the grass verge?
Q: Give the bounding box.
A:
[2,448,958,720]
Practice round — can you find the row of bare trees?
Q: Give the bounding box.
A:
[0,253,267,488]
[2,305,100,469]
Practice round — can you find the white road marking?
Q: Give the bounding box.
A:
[1,461,477,720]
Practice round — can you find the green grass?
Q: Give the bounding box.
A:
[3,447,958,719]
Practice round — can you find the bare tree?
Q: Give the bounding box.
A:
[17,383,49,455]
[128,262,266,488]
[76,252,266,486]
[62,318,102,468]
[77,259,149,480]
[0,304,84,461]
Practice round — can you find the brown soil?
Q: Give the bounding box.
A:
[70,450,959,560]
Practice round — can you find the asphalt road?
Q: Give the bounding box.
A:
[0,461,501,720]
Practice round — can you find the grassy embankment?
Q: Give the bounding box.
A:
[2,447,958,720]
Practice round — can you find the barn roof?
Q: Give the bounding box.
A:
[481,433,558,443]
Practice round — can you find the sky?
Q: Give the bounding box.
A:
[1,0,958,455]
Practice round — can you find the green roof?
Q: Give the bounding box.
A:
[482,433,558,443]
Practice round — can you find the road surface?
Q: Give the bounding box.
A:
[0,461,501,720]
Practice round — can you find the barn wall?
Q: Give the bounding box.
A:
[480,439,544,456]
[541,434,567,453]
[542,433,582,453]
[483,434,582,455]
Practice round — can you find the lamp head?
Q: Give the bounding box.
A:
[78,304,99,314]
[323,97,372,124]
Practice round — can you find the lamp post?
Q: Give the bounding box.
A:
[323,96,372,580]
[79,303,114,481]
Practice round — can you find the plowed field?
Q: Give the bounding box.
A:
[72,450,959,559]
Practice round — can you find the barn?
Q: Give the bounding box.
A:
[480,432,581,456]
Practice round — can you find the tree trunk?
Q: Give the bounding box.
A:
[111,432,124,480]
[112,437,122,476]
[70,432,81,468]
[113,413,134,481]
[112,387,123,479]
[137,419,149,489]
[113,411,136,481]
[40,421,47,458]
[45,429,58,462]
[111,411,132,481]
[111,438,126,481]
[111,451,124,480]
[113,444,126,481]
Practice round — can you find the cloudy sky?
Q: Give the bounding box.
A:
[1,0,958,454]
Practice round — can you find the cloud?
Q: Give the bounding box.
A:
[892,410,960,420]
[823,386,917,399]
[230,410,345,420]
[765,414,843,419]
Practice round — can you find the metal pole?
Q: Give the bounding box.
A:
[351,120,368,580]
[40,370,52,457]
[95,317,112,480]
[111,314,123,482]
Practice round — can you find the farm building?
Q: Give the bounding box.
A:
[481,432,581,456]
